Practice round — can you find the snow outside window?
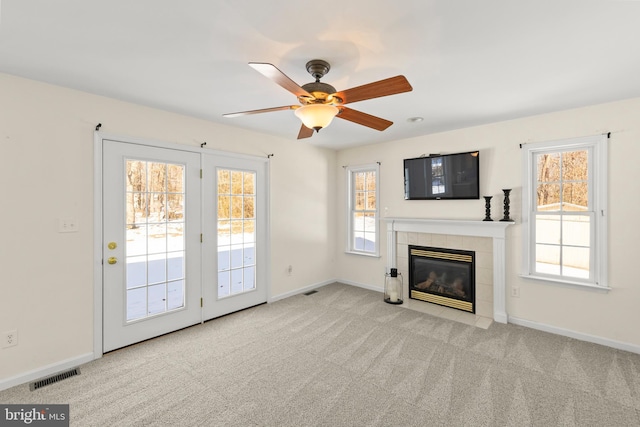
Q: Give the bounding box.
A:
[346,164,380,257]
[521,134,608,289]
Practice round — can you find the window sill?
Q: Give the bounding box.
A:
[345,250,381,258]
[519,274,611,292]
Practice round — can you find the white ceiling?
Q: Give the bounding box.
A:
[1,1,639,150]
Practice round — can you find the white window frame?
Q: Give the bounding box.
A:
[346,163,380,257]
[521,134,609,289]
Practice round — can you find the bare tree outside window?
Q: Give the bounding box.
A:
[347,164,380,256]
[523,134,607,288]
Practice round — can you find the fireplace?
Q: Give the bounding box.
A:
[409,245,475,313]
[385,218,514,323]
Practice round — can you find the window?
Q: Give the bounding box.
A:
[346,164,380,256]
[521,134,608,288]
[430,157,445,195]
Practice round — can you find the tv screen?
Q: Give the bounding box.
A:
[404,151,480,200]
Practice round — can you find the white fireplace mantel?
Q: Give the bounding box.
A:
[384,218,514,324]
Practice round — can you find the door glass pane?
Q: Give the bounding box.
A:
[167,255,183,281]
[125,159,186,321]
[126,225,147,256]
[244,173,255,194]
[126,256,146,288]
[231,171,243,194]
[218,196,230,219]
[231,269,243,293]
[148,255,167,284]
[167,223,184,252]
[231,221,244,244]
[244,220,255,243]
[167,194,184,221]
[244,243,255,265]
[230,244,243,269]
[218,248,230,271]
[127,288,146,321]
[218,271,230,298]
[217,168,257,298]
[167,280,184,310]
[148,283,167,315]
[244,266,256,290]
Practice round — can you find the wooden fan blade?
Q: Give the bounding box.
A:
[333,75,412,105]
[223,105,295,118]
[249,62,313,98]
[297,124,314,139]
[336,107,393,131]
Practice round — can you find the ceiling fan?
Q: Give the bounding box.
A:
[223,59,413,139]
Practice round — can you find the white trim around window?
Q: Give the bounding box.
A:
[345,163,380,257]
[521,134,609,290]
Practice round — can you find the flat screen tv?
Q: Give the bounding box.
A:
[404,151,480,200]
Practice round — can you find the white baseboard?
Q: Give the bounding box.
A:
[336,281,640,355]
[269,279,338,302]
[337,279,383,293]
[0,352,95,392]
[509,316,640,355]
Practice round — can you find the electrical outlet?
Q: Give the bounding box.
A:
[511,287,520,298]
[58,218,79,233]
[3,330,18,348]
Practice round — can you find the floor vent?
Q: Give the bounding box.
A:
[30,368,81,391]
[303,290,318,296]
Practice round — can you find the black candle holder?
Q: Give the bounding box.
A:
[483,196,493,221]
[500,189,512,222]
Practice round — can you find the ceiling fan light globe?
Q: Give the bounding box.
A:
[294,104,339,131]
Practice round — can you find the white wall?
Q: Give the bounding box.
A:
[3,70,639,385]
[0,73,337,382]
[335,97,640,349]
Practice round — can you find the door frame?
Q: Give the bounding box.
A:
[93,131,271,358]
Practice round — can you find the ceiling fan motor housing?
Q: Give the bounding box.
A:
[300,81,339,104]
[306,59,330,80]
[300,59,343,105]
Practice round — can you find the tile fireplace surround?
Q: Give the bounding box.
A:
[384,218,514,327]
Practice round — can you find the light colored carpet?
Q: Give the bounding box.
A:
[2,282,640,426]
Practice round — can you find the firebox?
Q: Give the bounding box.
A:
[408,245,475,313]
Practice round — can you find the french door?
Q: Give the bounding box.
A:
[101,138,268,353]
[201,154,268,319]
[102,140,202,352]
